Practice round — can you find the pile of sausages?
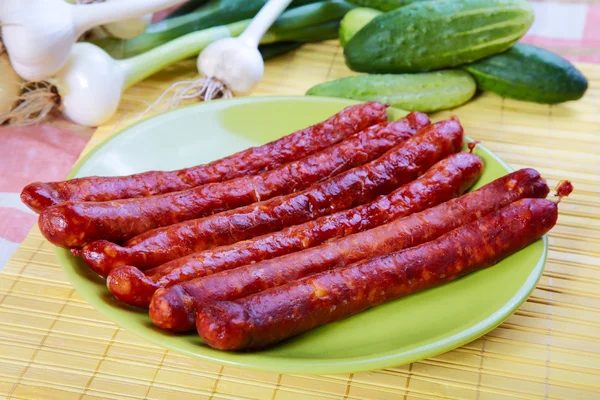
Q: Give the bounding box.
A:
[22,102,572,351]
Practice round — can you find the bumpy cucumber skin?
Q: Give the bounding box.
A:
[306,70,477,112]
[347,0,429,11]
[462,44,588,104]
[344,0,534,73]
[340,8,383,47]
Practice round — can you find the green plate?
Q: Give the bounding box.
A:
[55,96,546,375]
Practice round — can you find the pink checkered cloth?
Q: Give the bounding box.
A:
[0,1,598,269]
[523,1,600,63]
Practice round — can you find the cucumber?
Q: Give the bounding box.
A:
[339,8,382,47]
[306,70,477,112]
[462,44,588,104]
[346,0,429,11]
[344,0,534,73]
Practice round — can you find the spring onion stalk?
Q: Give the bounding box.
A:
[12,1,349,127]
[165,0,211,18]
[96,0,271,59]
[0,0,186,80]
[94,0,324,59]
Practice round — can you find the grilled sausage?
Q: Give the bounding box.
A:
[108,152,484,307]
[197,198,561,350]
[37,113,430,248]
[22,102,388,213]
[82,118,464,274]
[150,168,549,332]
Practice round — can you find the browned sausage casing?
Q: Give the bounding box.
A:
[38,112,429,248]
[107,152,484,307]
[82,117,464,274]
[22,102,388,213]
[150,168,549,332]
[196,198,560,350]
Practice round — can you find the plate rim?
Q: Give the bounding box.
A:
[56,96,547,374]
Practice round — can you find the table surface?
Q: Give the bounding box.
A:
[0,39,599,399]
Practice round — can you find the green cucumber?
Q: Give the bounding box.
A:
[306,70,476,112]
[346,0,429,11]
[462,44,588,104]
[339,8,382,47]
[344,0,534,73]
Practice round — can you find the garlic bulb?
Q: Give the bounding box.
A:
[197,37,264,95]
[54,43,125,126]
[196,0,293,96]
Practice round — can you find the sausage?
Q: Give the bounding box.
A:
[84,118,463,272]
[82,117,464,274]
[196,198,561,350]
[108,152,484,307]
[21,102,389,213]
[109,152,483,305]
[150,168,549,332]
[38,113,430,248]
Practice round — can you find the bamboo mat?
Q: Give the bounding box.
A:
[1,40,599,399]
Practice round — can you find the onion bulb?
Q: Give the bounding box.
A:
[197,0,293,96]
[0,0,184,81]
[43,21,248,126]
[54,43,125,126]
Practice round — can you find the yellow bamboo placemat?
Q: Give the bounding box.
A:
[1,41,599,399]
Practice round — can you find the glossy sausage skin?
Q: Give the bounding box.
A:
[197,198,559,350]
[82,118,464,274]
[21,102,388,213]
[38,113,429,248]
[108,152,483,307]
[150,168,549,332]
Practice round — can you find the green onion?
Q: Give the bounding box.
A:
[95,0,328,59]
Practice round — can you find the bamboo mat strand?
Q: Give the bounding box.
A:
[1,40,599,399]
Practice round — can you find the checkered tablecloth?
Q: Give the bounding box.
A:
[523,1,600,63]
[0,0,598,270]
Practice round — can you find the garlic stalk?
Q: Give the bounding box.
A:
[197,0,294,96]
[0,0,185,80]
